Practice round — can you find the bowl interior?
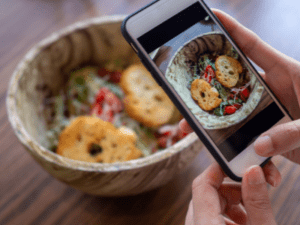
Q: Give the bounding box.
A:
[14,20,141,150]
[8,17,200,172]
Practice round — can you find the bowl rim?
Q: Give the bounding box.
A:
[6,15,199,172]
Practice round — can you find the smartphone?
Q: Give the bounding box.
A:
[121,0,292,181]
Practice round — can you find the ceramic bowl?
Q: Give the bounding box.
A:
[6,15,202,196]
[166,32,264,129]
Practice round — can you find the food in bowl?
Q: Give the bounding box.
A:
[44,62,187,163]
[56,116,143,163]
[166,33,264,129]
[189,54,250,117]
[7,16,203,196]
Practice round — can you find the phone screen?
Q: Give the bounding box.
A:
[137,2,285,161]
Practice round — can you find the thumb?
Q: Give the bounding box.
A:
[254,119,300,157]
[242,165,276,225]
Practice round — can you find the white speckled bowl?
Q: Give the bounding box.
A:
[166,32,264,129]
[6,15,202,196]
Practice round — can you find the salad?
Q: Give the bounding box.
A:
[188,49,251,116]
[45,62,187,158]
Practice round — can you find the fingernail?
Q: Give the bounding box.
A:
[269,176,278,187]
[246,165,265,185]
[270,173,282,188]
[254,136,273,155]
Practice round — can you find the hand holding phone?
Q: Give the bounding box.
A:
[186,163,277,225]
[122,0,293,181]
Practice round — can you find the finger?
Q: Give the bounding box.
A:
[179,119,194,134]
[242,165,276,225]
[211,9,287,74]
[224,217,239,225]
[192,163,226,224]
[225,204,247,225]
[218,184,247,224]
[262,160,282,187]
[254,119,300,157]
[259,71,266,80]
[185,200,194,225]
[219,183,242,206]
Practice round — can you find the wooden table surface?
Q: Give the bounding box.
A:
[2,0,300,224]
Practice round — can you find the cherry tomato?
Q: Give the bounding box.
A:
[204,72,212,83]
[95,90,106,104]
[233,103,242,110]
[225,105,237,114]
[158,136,168,148]
[241,88,250,99]
[98,68,111,77]
[90,104,102,115]
[91,87,123,122]
[205,65,216,78]
[162,131,172,137]
[109,71,122,83]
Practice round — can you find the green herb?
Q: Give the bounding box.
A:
[228,98,242,105]
[214,107,224,116]
[199,55,216,71]
[77,87,88,102]
[193,65,198,78]
[75,76,85,85]
[211,79,228,101]
[229,47,239,59]
[103,81,124,99]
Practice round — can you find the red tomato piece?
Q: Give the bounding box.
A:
[90,103,102,115]
[240,95,246,102]
[205,65,216,78]
[158,136,168,149]
[233,103,242,110]
[162,131,172,137]
[105,93,123,112]
[241,88,250,99]
[225,105,236,114]
[95,87,110,104]
[204,72,212,83]
[98,68,111,77]
[91,87,123,122]
[109,71,122,83]
[208,76,212,83]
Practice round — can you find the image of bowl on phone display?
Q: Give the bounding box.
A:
[165,32,264,129]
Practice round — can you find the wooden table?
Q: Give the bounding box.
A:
[1,0,300,224]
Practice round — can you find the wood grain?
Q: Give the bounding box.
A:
[2,0,300,224]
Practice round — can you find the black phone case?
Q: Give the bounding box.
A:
[120,0,286,182]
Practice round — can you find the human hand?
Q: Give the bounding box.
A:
[185,163,277,225]
[209,9,300,164]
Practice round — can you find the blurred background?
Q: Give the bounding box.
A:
[1,0,300,224]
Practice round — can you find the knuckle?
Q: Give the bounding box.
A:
[245,195,271,210]
[192,177,203,191]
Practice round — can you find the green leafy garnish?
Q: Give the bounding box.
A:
[214,107,224,116]
[229,47,239,59]
[211,79,228,101]
[75,76,85,85]
[199,55,216,71]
